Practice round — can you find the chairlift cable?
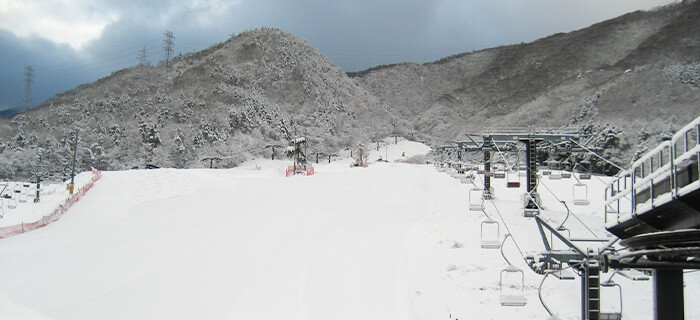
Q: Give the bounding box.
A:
[538,272,556,317]
[532,173,601,238]
[474,173,526,259]
[518,158,600,238]
[571,163,609,186]
[490,138,512,169]
[569,139,625,171]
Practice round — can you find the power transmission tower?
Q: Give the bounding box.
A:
[137,46,149,72]
[22,65,34,110]
[163,30,174,68]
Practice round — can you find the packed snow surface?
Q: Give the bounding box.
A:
[0,155,698,319]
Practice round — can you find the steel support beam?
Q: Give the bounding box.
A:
[654,269,684,320]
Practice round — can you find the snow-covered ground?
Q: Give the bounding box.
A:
[0,141,697,319]
[0,171,95,228]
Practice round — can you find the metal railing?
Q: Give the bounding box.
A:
[604,115,700,227]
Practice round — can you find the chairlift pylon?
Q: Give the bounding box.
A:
[573,183,590,206]
[469,188,484,211]
[480,217,501,249]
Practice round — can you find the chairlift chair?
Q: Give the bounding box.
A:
[459,174,473,185]
[573,183,590,206]
[551,268,576,280]
[561,159,572,178]
[480,218,501,249]
[469,188,484,211]
[579,173,592,180]
[522,192,541,217]
[506,170,521,188]
[500,265,527,306]
[523,208,540,218]
[519,170,528,178]
[19,193,27,203]
[600,280,623,320]
[7,197,17,209]
[547,158,562,180]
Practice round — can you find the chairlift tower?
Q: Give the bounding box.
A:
[480,128,582,215]
[201,157,221,168]
[285,137,314,176]
[459,128,581,206]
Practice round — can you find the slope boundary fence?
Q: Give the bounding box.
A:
[0,168,102,239]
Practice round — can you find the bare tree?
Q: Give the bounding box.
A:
[163,30,174,68]
[22,65,34,110]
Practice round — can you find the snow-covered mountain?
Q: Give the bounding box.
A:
[0,2,698,179]
[0,28,393,179]
[350,1,700,145]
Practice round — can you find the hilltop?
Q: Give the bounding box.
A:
[350,1,700,145]
[0,28,391,178]
[0,2,699,178]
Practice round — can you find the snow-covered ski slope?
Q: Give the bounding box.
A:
[0,141,698,320]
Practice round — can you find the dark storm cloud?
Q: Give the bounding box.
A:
[0,30,94,111]
[0,0,678,112]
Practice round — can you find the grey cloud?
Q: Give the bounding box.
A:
[0,0,677,112]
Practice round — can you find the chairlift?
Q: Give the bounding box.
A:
[539,272,566,320]
[579,173,592,180]
[459,174,473,185]
[561,159,572,179]
[19,193,28,203]
[549,167,562,180]
[493,171,506,179]
[523,192,541,217]
[519,168,528,178]
[551,268,576,280]
[600,279,623,320]
[546,158,562,180]
[500,265,527,306]
[524,208,540,218]
[480,217,501,249]
[499,234,527,306]
[469,188,484,211]
[573,183,590,206]
[7,197,17,209]
[506,170,521,188]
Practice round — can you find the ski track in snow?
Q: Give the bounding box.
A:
[0,142,698,320]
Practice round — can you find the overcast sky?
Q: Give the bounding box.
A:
[0,0,679,112]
